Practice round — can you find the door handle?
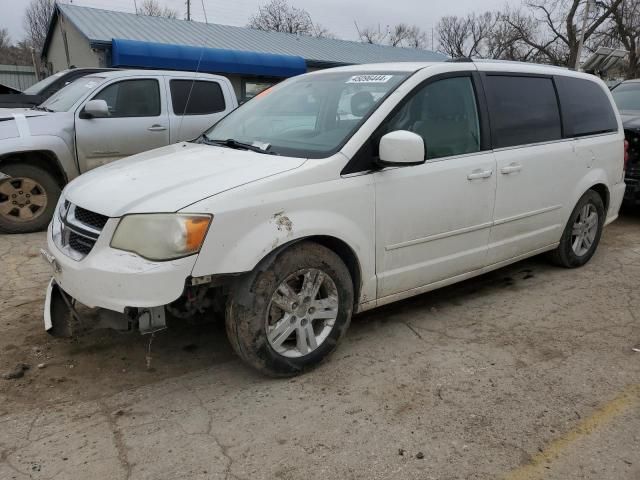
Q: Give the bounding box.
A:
[148,124,167,131]
[467,169,493,180]
[501,163,522,174]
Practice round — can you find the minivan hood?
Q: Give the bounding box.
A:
[64,142,307,217]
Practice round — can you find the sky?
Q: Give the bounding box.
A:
[1,0,515,47]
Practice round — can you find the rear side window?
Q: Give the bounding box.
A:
[170,80,226,115]
[556,76,618,137]
[93,79,161,117]
[484,75,562,148]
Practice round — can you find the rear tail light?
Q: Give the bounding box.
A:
[624,139,629,170]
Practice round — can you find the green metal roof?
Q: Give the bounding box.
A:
[44,4,446,67]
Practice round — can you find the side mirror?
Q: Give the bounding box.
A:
[378,130,425,166]
[81,99,109,119]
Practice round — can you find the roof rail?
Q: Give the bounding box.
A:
[446,57,474,63]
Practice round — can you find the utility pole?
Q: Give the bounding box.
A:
[575,0,594,70]
[186,0,191,20]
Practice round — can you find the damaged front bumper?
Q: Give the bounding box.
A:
[42,220,199,336]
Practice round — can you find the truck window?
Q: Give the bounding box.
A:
[93,79,161,117]
[170,80,226,115]
[484,75,561,148]
[557,76,618,137]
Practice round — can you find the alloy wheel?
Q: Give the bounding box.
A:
[0,177,48,222]
[265,268,339,358]
[571,203,598,257]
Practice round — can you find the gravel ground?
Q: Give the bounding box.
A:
[0,213,639,479]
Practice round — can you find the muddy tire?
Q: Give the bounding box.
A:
[0,164,61,234]
[550,190,605,268]
[225,241,354,377]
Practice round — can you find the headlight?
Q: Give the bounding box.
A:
[111,213,212,261]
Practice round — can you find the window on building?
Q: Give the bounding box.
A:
[558,76,618,136]
[170,80,226,115]
[93,79,160,117]
[484,75,561,148]
[243,80,277,101]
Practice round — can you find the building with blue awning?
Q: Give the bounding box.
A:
[42,3,445,101]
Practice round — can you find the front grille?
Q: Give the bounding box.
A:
[55,202,109,260]
[74,206,108,230]
[68,231,96,256]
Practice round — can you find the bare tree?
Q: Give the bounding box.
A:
[136,0,177,19]
[248,0,334,37]
[356,25,388,44]
[436,12,498,58]
[505,0,622,66]
[0,29,34,66]
[23,0,55,56]
[600,0,640,78]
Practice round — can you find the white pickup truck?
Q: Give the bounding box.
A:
[0,70,238,233]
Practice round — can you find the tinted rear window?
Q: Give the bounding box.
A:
[556,76,617,137]
[170,80,226,115]
[484,75,562,148]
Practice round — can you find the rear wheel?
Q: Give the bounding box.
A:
[225,242,354,376]
[0,164,60,233]
[550,190,605,268]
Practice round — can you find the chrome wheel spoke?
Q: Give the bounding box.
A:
[302,269,324,299]
[268,315,297,348]
[272,283,297,313]
[296,322,317,355]
[20,178,37,194]
[18,206,34,220]
[309,297,339,320]
[0,181,16,196]
[30,194,47,207]
[0,201,14,215]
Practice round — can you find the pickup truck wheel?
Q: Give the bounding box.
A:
[0,164,60,233]
[226,241,354,377]
[550,190,604,268]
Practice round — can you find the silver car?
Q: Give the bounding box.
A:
[0,70,238,233]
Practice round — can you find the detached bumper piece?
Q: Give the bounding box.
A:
[44,279,167,337]
[44,279,76,337]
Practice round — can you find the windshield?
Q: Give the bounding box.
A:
[204,71,410,158]
[22,71,65,95]
[612,82,640,112]
[40,76,105,112]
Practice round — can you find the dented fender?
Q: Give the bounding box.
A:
[187,169,378,305]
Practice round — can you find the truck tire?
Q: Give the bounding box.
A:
[226,241,354,377]
[0,164,61,234]
[550,190,605,268]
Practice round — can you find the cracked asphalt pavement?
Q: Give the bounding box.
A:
[1,213,639,479]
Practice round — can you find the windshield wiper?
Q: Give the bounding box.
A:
[203,137,278,155]
[31,105,53,112]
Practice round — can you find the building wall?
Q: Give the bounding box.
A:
[45,15,101,73]
[0,65,37,91]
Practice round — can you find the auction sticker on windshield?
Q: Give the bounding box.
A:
[347,75,393,83]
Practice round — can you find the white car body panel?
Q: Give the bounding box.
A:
[42,61,625,319]
[63,142,306,216]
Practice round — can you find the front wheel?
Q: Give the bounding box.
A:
[0,164,61,233]
[225,241,354,377]
[550,190,605,268]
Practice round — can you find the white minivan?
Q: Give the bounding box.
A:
[42,61,626,376]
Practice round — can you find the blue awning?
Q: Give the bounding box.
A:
[111,38,307,78]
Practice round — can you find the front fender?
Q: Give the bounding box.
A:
[188,173,377,305]
[0,135,77,180]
